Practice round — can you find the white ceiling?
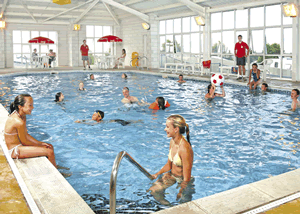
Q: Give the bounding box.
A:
[0,0,288,25]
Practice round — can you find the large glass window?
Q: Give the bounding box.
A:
[12,30,58,68]
[86,25,112,65]
[210,3,292,79]
[159,16,203,69]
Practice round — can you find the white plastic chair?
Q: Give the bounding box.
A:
[117,58,125,69]
[97,56,108,69]
[184,57,198,74]
[261,59,273,81]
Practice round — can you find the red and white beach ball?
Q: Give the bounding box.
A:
[211,73,225,87]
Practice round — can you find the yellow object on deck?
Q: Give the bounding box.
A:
[132,52,139,67]
[53,0,71,5]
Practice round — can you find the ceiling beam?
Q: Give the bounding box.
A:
[103,2,119,25]
[207,0,286,12]
[2,4,105,12]
[0,0,9,18]
[42,0,95,23]
[178,0,205,16]
[102,0,149,22]
[20,0,37,23]
[5,17,70,25]
[141,3,184,14]
[155,11,196,20]
[74,0,100,23]
[123,0,144,6]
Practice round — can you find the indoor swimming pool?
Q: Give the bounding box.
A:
[0,71,299,213]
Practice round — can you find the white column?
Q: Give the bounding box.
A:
[150,15,159,69]
[0,30,5,68]
[203,8,210,61]
[292,6,299,82]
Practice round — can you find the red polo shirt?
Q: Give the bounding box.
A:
[235,42,249,58]
[80,44,89,56]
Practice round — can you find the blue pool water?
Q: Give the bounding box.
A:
[1,72,300,213]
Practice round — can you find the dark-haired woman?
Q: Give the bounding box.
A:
[55,92,64,102]
[148,115,193,204]
[114,49,126,69]
[4,94,57,167]
[149,97,170,110]
[205,83,225,99]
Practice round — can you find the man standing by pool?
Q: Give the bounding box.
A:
[80,40,92,70]
[235,35,249,80]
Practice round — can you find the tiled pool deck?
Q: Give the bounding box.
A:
[1,67,300,214]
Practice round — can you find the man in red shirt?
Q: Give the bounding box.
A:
[80,40,92,70]
[235,35,249,80]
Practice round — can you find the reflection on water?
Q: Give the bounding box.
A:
[0,72,300,213]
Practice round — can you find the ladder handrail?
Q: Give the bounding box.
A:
[110,151,154,214]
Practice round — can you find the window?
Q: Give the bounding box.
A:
[236,9,248,29]
[265,28,281,54]
[250,30,264,54]
[284,28,292,54]
[211,13,221,31]
[86,25,112,65]
[12,30,58,68]
[159,16,203,68]
[223,11,234,30]
[250,7,264,27]
[266,5,281,26]
[211,32,221,53]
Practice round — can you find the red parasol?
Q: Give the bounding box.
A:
[28,37,54,44]
[97,35,122,42]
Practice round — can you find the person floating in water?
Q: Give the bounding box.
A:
[248,63,261,90]
[149,97,170,110]
[205,83,225,99]
[55,92,64,102]
[121,87,139,104]
[148,115,193,205]
[291,89,300,111]
[79,82,86,91]
[122,73,127,79]
[177,74,186,83]
[261,83,268,92]
[4,94,57,168]
[75,110,141,126]
[90,74,94,80]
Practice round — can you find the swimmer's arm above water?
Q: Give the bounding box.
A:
[215,86,225,97]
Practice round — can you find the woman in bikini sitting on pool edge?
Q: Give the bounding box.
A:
[4,94,57,167]
[148,115,194,205]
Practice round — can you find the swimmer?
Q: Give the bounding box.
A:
[291,89,300,111]
[177,74,186,83]
[75,110,104,125]
[54,92,64,102]
[122,73,127,79]
[121,87,139,104]
[148,115,193,204]
[90,74,94,80]
[75,110,141,126]
[4,94,57,167]
[79,82,86,91]
[261,83,268,92]
[248,63,261,90]
[149,97,170,110]
[205,83,225,99]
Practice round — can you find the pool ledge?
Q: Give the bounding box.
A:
[154,169,300,214]
[0,104,95,214]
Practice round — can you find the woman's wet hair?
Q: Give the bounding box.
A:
[207,84,212,93]
[10,94,32,113]
[96,110,104,119]
[262,83,268,88]
[122,49,126,54]
[293,89,300,95]
[167,115,190,144]
[123,73,127,78]
[252,63,258,67]
[55,92,62,102]
[157,97,166,110]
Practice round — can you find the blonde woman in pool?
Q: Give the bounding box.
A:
[4,94,57,167]
[148,115,193,205]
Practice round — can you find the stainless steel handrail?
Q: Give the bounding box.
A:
[110,151,154,214]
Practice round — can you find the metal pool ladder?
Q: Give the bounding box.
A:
[110,151,154,214]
